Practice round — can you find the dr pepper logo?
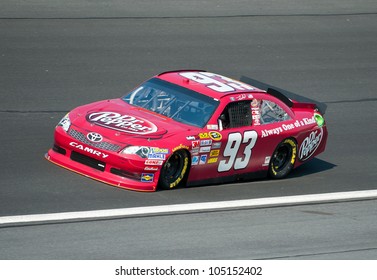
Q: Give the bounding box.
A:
[299,128,323,161]
[87,112,157,134]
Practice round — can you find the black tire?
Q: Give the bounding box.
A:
[159,150,190,190]
[269,138,297,179]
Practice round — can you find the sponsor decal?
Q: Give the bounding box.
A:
[86,132,103,143]
[235,94,252,99]
[141,173,154,182]
[150,147,169,154]
[251,99,259,108]
[86,112,157,135]
[210,149,220,157]
[186,135,196,141]
[263,156,271,167]
[148,153,166,160]
[199,132,209,139]
[192,140,200,148]
[191,148,199,155]
[299,128,323,161]
[251,107,261,126]
[208,157,218,164]
[207,124,219,130]
[199,155,207,164]
[199,146,211,153]
[144,166,159,171]
[145,159,163,165]
[147,147,169,160]
[209,131,222,141]
[212,142,221,149]
[172,144,189,152]
[192,156,199,165]
[69,142,108,159]
[200,139,212,146]
[235,94,247,101]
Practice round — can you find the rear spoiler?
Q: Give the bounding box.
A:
[291,102,317,110]
[240,76,327,115]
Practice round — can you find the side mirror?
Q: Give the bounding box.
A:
[218,113,228,131]
[219,113,227,121]
[218,118,223,131]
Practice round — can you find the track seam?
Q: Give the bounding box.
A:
[1,12,376,20]
[260,247,377,260]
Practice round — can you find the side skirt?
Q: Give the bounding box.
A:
[186,171,268,187]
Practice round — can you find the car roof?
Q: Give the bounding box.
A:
[156,70,265,100]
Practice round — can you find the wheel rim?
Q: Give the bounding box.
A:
[163,153,184,182]
[272,144,291,171]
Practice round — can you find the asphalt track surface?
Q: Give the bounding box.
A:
[0,1,377,259]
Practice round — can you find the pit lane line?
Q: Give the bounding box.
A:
[1,190,377,226]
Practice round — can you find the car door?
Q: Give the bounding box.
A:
[215,100,259,175]
[215,97,295,177]
[187,96,294,184]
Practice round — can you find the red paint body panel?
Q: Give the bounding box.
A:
[46,70,328,191]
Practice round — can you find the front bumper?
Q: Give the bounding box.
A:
[45,129,159,192]
[46,149,158,192]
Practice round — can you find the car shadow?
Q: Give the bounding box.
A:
[177,158,336,191]
[288,158,336,178]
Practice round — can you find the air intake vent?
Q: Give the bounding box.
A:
[70,151,106,171]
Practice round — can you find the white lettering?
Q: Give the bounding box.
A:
[179,72,254,93]
[282,123,295,131]
[303,117,316,125]
[261,127,283,138]
[69,142,109,159]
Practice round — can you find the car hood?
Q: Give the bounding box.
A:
[70,99,194,142]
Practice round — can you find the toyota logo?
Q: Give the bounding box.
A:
[87,132,103,143]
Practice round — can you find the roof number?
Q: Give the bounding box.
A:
[180,72,254,93]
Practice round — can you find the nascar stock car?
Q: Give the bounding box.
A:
[46,70,328,192]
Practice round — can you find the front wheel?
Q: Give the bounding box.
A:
[159,150,189,190]
[269,138,297,179]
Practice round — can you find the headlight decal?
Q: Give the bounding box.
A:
[121,146,170,159]
[57,113,71,132]
[121,146,150,158]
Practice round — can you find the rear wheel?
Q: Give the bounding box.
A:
[269,138,297,179]
[159,150,189,190]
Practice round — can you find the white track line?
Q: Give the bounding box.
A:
[1,190,377,226]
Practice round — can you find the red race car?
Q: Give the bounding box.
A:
[46,70,328,191]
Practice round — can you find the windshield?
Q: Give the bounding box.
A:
[122,78,219,128]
